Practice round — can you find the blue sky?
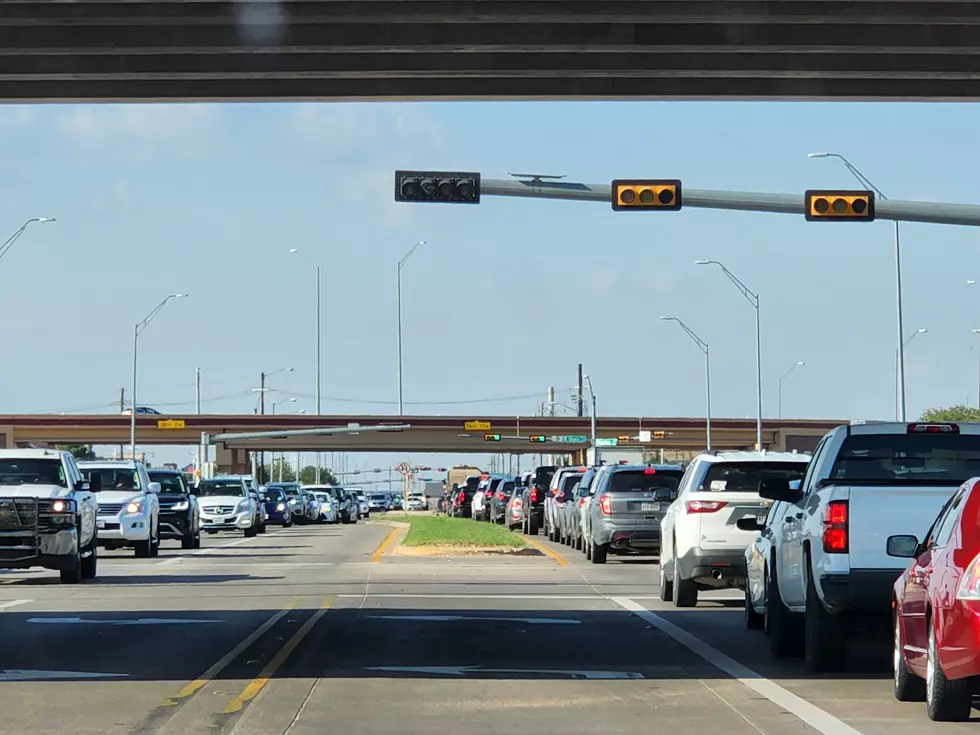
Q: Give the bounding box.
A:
[3,100,978,475]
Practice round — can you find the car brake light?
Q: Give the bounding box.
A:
[600,495,612,514]
[957,553,980,600]
[530,488,538,502]
[685,500,727,513]
[822,500,848,553]
[908,423,959,434]
[576,468,586,473]
[578,498,585,508]
[644,468,657,474]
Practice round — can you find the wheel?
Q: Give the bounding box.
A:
[804,565,847,672]
[192,531,202,549]
[283,517,292,528]
[590,539,608,564]
[81,544,97,580]
[744,584,764,630]
[244,522,258,538]
[672,548,698,607]
[585,533,592,560]
[149,523,160,557]
[258,521,267,534]
[765,564,804,657]
[926,619,972,721]
[893,611,925,702]
[181,533,195,549]
[60,550,82,584]
[659,560,674,602]
[134,537,152,558]
[528,515,540,536]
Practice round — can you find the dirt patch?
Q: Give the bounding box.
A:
[392,544,544,557]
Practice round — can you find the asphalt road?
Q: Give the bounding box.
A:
[0,519,972,735]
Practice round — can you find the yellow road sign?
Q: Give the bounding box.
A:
[157,419,185,429]
[464,421,491,431]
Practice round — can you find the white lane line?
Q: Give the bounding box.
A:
[611,597,865,735]
[337,594,603,600]
[157,536,260,566]
[367,614,581,625]
[0,599,31,611]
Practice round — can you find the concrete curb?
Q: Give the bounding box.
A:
[368,520,409,562]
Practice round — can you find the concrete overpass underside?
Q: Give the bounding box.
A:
[4,1,980,102]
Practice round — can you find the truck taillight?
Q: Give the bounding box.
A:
[530,488,538,502]
[685,500,727,513]
[822,500,848,553]
[600,496,612,514]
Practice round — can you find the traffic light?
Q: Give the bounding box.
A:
[529,435,547,443]
[653,431,666,439]
[618,436,630,444]
[484,433,501,442]
[395,170,481,204]
[805,190,875,222]
[611,179,682,211]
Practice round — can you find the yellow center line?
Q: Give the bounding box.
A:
[162,597,302,706]
[223,595,336,715]
[525,537,568,567]
[371,526,401,563]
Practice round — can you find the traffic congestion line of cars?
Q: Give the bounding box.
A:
[0,448,374,583]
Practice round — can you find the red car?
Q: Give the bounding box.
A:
[891,477,980,721]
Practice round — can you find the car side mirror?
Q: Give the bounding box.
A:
[887,535,919,558]
[148,482,162,494]
[736,517,761,532]
[87,473,102,492]
[74,479,90,492]
[759,478,802,503]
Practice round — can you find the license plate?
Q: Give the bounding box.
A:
[641,502,662,512]
[96,519,105,529]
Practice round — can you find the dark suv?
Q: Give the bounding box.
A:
[520,465,557,535]
[147,468,201,549]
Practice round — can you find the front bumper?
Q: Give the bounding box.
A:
[159,513,194,539]
[97,513,152,543]
[0,528,79,567]
[200,511,253,531]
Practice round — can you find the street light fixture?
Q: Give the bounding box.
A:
[0,217,55,263]
[777,361,805,419]
[808,151,908,420]
[695,259,762,449]
[397,240,425,416]
[660,316,712,451]
[130,294,188,459]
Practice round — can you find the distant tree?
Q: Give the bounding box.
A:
[299,465,337,485]
[264,458,296,483]
[56,444,95,461]
[920,405,980,422]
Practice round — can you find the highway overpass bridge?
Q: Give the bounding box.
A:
[2,1,977,101]
[0,413,842,472]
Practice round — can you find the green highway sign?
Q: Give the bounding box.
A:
[596,438,619,447]
[553,435,588,443]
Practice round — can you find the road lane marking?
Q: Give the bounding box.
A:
[0,599,31,610]
[0,669,128,681]
[337,593,602,600]
[367,614,581,624]
[157,535,265,566]
[161,597,302,706]
[524,537,568,566]
[371,527,401,562]
[28,617,220,626]
[365,665,643,679]
[611,597,865,735]
[223,595,336,714]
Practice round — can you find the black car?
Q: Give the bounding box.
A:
[520,465,557,535]
[147,468,201,549]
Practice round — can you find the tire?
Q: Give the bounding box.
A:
[244,522,258,538]
[926,619,972,721]
[744,584,764,630]
[81,544,97,580]
[257,521,267,534]
[590,539,608,564]
[181,533,195,549]
[283,517,292,528]
[60,548,82,584]
[804,566,847,672]
[765,564,803,657]
[149,523,160,557]
[134,538,152,558]
[659,559,674,602]
[528,515,540,536]
[671,546,698,607]
[193,531,202,549]
[585,534,592,560]
[893,612,925,702]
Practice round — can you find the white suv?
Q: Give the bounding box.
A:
[659,451,811,607]
[78,460,161,558]
[196,476,258,536]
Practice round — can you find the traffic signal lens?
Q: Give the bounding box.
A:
[658,189,674,204]
[832,198,848,214]
[813,197,829,214]
[851,198,867,214]
[401,181,422,200]
[438,182,455,199]
[639,188,655,203]
[620,189,636,204]
[457,182,474,199]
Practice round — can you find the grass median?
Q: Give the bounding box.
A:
[382,514,528,549]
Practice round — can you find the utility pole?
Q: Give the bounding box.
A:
[259,372,266,415]
[576,364,583,416]
[119,388,126,459]
[195,368,202,484]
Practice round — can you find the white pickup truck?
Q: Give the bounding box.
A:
[755,421,977,672]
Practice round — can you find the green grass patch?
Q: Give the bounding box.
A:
[384,515,528,548]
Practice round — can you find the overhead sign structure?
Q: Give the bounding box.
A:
[639,430,668,442]
[464,421,491,431]
[611,179,682,211]
[394,170,481,204]
[157,419,185,429]
[805,190,875,221]
[484,433,502,442]
[529,435,547,443]
[596,438,619,447]
[554,435,588,443]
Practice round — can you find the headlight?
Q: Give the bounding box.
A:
[125,500,144,515]
[276,502,285,511]
[236,499,250,512]
[171,500,189,511]
[52,500,68,513]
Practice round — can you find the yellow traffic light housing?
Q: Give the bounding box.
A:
[395,170,481,204]
[529,435,547,443]
[805,190,875,222]
[484,433,501,442]
[653,431,666,439]
[611,179,682,211]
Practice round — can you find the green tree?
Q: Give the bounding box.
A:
[56,444,95,461]
[264,457,296,483]
[920,405,980,422]
[299,466,337,485]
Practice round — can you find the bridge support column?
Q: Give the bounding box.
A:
[215,444,249,475]
[0,425,12,448]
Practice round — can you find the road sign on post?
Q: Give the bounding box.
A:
[465,421,491,431]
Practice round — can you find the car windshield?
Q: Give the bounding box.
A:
[370,494,387,500]
[0,458,67,487]
[84,467,141,491]
[197,481,245,498]
[314,493,330,502]
[830,433,980,483]
[264,488,284,501]
[148,472,186,494]
[701,462,808,493]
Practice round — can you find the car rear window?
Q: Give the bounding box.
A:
[534,467,557,487]
[559,474,583,498]
[700,462,807,492]
[831,433,980,483]
[608,469,684,493]
[501,481,515,494]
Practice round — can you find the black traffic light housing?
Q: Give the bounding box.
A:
[395,170,481,204]
[805,190,875,221]
[611,179,682,211]
[484,434,501,442]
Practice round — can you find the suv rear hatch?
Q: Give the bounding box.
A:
[604,467,684,527]
[692,460,808,551]
[528,466,557,508]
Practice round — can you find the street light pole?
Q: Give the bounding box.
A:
[661,316,712,451]
[288,249,322,478]
[777,361,805,419]
[397,240,425,416]
[809,152,907,420]
[895,329,928,420]
[0,217,56,263]
[695,260,761,449]
[583,375,598,464]
[130,294,188,459]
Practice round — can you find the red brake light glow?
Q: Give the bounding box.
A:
[530,487,538,502]
[822,500,849,553]
[685,500,727,513]
[480,474,489,479]
[600,495,612,514]
[576,468,586,473]
[644,468,657,475]
[578,498,586,508]
[908,423,959,434]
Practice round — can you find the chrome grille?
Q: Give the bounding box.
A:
[97,503,125,516]
[202,505,235,515]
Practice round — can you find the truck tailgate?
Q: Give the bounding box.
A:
[847,484,958,570]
